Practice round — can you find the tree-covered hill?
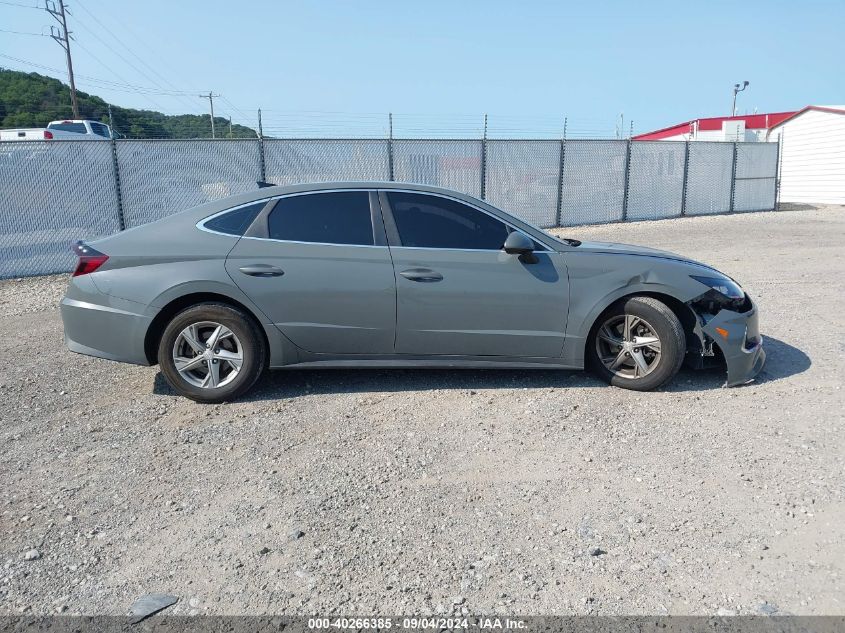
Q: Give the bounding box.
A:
[0,68,257,139]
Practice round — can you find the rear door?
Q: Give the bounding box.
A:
[225,190,396,354]
[381,190,570,358]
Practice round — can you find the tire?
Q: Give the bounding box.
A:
[587,296,685,391]
[157,302,267,403]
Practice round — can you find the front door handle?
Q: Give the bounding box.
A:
[399,268,443,282]
[239,264,284,277]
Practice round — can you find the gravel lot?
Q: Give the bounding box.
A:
[1,206,843,617]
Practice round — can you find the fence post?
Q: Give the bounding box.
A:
[109,135,126,231]
[621,139,632,221]
[774,133,782,211]
[680,140,690,216]
[387,112,395,181]
[554,118,567,227]
[479,114,488,200]
[729,141,738,212]
[257,108,267,183]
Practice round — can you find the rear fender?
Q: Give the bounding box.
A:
[147,279,299,368]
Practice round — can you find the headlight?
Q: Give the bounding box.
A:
[690,275,744,300]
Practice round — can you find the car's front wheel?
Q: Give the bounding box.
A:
[158,303,267,403]
[587,296,685,391]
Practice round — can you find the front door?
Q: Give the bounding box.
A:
[226,190,395,354]
[381,190,569,358]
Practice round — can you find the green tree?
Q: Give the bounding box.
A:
[0,68,257,139]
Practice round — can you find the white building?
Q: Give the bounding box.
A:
[766,106,845,205]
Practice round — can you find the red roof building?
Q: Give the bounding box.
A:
[634,111,796,142]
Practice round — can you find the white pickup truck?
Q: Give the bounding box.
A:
[0,119,114,141]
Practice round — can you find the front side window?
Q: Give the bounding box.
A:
[387,192,509,250]
[203,201,267,236]
[268,191,373,246]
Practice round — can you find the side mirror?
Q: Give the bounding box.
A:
[503,231,534,254]
[503,231,538,264]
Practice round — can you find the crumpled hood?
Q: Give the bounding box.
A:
[573,240,717,271]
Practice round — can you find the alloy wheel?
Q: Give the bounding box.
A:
[171,321,243,389]
[595,314,662,379]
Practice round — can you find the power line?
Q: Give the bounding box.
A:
[71,0,202,114]
[71,39,169,112]
[0,28,49,35]
[0,53,202,96]
[66,10,201,113]
[219,95,253,129]
[72,0,186,91]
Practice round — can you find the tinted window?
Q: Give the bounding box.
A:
[48,122,87,134]
[204,201,266,236]
[90,122,110,138]
[388,192,509,250]
[268,191,373,245]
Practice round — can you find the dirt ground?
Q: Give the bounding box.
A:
[1,205,843,617]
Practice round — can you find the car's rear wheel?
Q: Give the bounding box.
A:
[587,296,685,391]
[158,303,266,403]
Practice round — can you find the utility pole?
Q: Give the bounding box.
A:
[45,0,79,118]
[200,92,221,138]
[228,116,233,138]
[732,80,749,116]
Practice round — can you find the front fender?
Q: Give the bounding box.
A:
[561,281,689,367]
[559,252,709,367]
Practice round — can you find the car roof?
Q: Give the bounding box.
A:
[162,181,567,253]
[190,181,492,219]
[239,180,472,200]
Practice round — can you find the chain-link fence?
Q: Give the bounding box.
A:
[0,137,779,278]
[0,141,121,278]
[116,139,263,227]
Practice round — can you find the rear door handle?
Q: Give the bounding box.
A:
[239,264,284,277]
[399,268,443,282]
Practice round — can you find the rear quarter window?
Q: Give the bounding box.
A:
[202,201,267,236]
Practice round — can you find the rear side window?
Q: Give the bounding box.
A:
[203,201,266,236]
[90,122,110,138]
[387,192,509,250]
[48,122,87,133]
[268,191,373,245]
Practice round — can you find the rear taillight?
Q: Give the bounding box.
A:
[72,242,108,276]
[43,130,54,139]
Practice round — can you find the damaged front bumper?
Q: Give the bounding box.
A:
[689,295,766,387]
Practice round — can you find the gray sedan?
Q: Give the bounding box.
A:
[60,182,764,402]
